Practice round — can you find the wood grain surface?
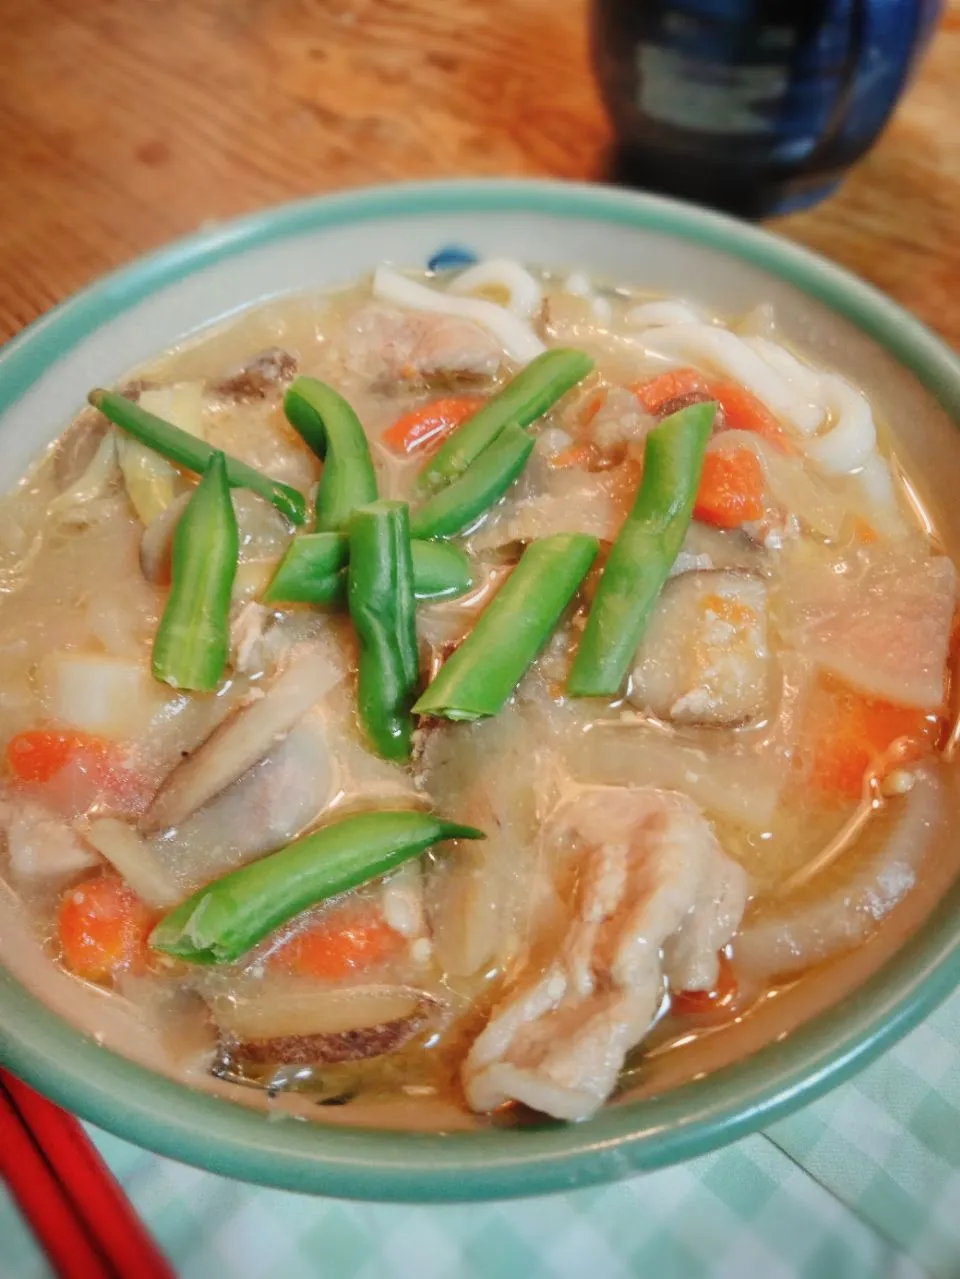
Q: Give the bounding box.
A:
[0,0,957,346]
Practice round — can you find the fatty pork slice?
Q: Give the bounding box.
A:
[629,570,771,727]
[462,788,748,1121]
[335,303,503,386]
[781,545,956,711]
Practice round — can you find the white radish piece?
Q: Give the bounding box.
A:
[447,258,543,318]
[856,453,909,538]
[40,652,167,739]
[780,545,956,710]
[373,266,545,364]
[140,649,342,833]
[84,818,181,908]
[1,800,99,883]
[736,770,943,979]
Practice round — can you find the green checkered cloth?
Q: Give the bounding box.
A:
[3,990,957,1279]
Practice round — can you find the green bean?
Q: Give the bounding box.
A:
[413,532,598,721]
[283,377,378,531]
[263,532,349,605]
[150,810,484,964]
[409,540,474,600]
[348,501,419,760]
[567,401,716,698]
[418,348,593,494]
[151,451,238,692]
[264,533,473,605]
[88,389,306,525]
[410,423,534,541]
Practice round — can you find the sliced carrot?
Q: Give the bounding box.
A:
[269,904,404,980]
[550,440,600,470]
[6,731,114,785]
[631,368,709,414]
[800,674,939,803]
[850,515,879,545]
[382,396,485,455]
[6,730,148,814]
[578,389,609,429]
[631,367,794,452]
[709,379,794,452]
[57,876,157,984]
[693,448,765,529]
[672,952,738,1016]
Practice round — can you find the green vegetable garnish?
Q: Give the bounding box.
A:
[150,810,484,964]
[568,400,717,698]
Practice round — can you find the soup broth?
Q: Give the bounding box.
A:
[0,258,956,1128]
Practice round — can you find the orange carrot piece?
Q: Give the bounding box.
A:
[578,389,608,429]
[6,730,149,814]
[693,448,765,529]
[709,379,794,452]
[382,396,485,455]
[801,675,939,803]
[850,515,879,545]
[672,952,738,1016]
[58,877,156,984]
[631,368,709,414]
[269,904,404,980]
[550,440,598,470]
[7,731,113,785]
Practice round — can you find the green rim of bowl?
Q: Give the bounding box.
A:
[1,179,958,1202]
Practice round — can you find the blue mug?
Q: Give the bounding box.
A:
[591,0,943,218]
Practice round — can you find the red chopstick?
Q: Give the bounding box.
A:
[0,1069,174,1279]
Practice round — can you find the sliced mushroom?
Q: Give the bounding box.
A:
[233,1016,430,1066]
[210,982,437,1065]
[140,649,343,834]
[629,570,771,727]
[212,348,297,400]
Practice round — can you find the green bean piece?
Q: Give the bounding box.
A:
[88,389,306,525]
[264,532,349,606]
[283,377,378,531]
[264,533,473,605]
[413,532,599,721]
[410,423,534,541]
[348,501,420,760]
[150,810,485,964]
[151,451,239,692]
[410,539,474,600]
[567,401,717,698]
[418,348,594,494]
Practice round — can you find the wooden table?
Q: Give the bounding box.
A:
[1,0,957,347]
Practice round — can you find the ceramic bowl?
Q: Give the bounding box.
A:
[1,180,958,1201]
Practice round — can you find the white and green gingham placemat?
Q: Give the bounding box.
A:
[3,989,958,1279]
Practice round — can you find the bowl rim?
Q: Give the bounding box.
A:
[0,177,958,1202]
